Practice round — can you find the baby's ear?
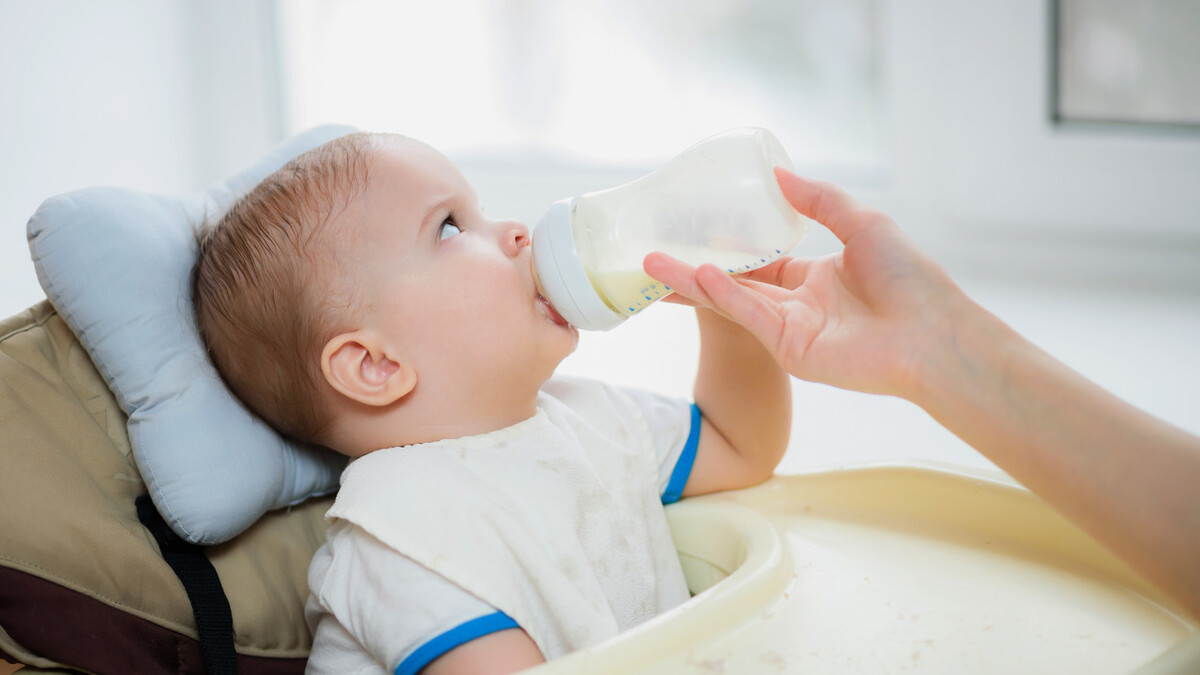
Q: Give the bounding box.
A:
[321,331,417,406]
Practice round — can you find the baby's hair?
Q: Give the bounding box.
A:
[193,132,378,445]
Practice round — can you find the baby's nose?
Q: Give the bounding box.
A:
[502,221,531,256]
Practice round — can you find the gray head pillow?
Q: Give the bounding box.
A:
[27,125,356,544]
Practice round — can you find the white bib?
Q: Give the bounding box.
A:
[327,389,691,659]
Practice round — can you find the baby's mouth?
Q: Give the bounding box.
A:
[532,261,572,329]
[537,292,571,328]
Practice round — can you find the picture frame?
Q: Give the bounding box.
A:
[1049,0,1200,131]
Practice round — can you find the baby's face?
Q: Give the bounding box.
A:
[342,137,579,402]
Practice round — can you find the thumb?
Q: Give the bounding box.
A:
[775,167,874,246]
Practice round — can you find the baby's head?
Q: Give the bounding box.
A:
[194,133,578,456]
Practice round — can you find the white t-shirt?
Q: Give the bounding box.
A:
[305,377,701,674]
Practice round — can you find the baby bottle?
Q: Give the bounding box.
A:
[532,127,812,331]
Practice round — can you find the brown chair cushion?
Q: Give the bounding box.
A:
[0,301,331,673]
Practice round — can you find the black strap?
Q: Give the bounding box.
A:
[136,494,239,675]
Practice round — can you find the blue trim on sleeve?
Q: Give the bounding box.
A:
[394,611,520,675]
[661,403,702,505]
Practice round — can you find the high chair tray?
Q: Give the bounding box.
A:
[533,462,1200,674]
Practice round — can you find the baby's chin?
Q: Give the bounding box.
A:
[534,309,580,360]
[549,330,580,370]
[518,356,572,403]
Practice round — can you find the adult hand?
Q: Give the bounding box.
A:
[645,168,970,400]
[648,169,1200,620]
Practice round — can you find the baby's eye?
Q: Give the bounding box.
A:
[438,218,462,241]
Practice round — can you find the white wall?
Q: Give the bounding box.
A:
[887,2,1200,292]
[452,1,1200,291]
[2,1,1197,473]
[0,0,281,319]
[455,0,1200,473]
[5,1,1197,316]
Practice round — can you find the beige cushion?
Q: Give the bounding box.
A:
[0,301,330,672]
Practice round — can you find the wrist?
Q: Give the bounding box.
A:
[905,292,1020,414]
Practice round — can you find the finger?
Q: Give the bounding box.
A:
[643,251,693,283]
[737,256,806,290]
[659,294,700,307]
[649,253,801,310]
[736,257,789,282]
[693,264,785,346]
[643,252,717,308]
[774,167,879,245]
[727,274,804,305]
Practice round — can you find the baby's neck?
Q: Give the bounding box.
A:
[394,404,541,448]
[329,384,543,457]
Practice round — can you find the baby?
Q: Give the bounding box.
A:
[193,132,792,674]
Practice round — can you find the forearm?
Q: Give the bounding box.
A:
[912,298,1200,618]
[693,307,792,475]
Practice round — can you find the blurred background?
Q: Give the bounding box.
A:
[2,0,1198,475]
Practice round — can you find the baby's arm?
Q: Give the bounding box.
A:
[422,629,544,675]
[679,306,792,496]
